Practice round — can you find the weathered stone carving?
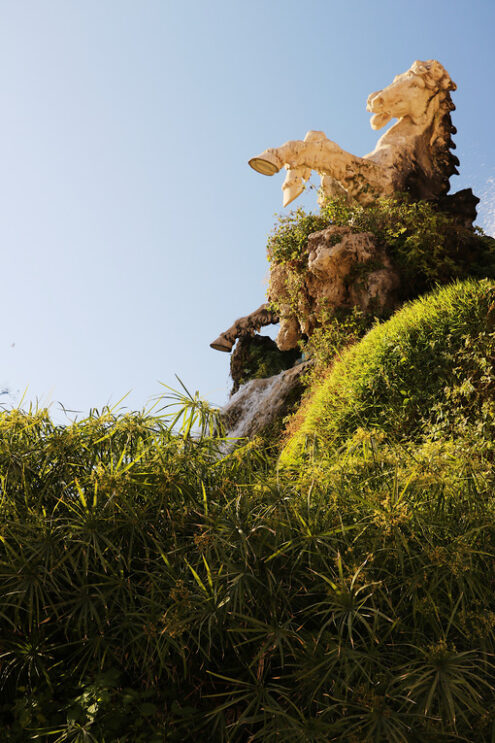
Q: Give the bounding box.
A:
[210,304,278,353]
[269,227,400,350]
[249,60,458,207]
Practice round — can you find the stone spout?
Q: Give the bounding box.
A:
[210,335,234,353]
[210,304,279,353]
[248,149,283,176]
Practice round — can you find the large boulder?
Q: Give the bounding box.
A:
[269,226,400,350]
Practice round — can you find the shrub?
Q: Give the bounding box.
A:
[323,196,495,294]
[282,279,495,467]
[267,208,329,266]
[302,307,375,374]
[4,268,495,739]
[1,405,495,740]
[267,197,495,301]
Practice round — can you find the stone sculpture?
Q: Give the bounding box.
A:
[211,59,463,358]
[210,304,278,353]
[211,59,494,443]
[249,60,458,207]
[212,59,485,369]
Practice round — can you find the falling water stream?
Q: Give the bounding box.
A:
[222,361,312,442]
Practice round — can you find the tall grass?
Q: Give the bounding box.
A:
[1,396,495,740]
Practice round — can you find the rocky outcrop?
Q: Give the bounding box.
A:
[269,226,400,350]
[229,334,300,394]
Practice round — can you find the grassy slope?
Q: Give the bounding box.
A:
[281,278,495,466]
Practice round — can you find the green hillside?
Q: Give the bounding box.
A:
[282,278,495,468]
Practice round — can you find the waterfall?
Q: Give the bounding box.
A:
[222,361,311,442]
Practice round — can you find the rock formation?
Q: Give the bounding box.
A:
[210,59,493,442]
[269,227,400,350]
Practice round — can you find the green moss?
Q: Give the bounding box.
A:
[229,334,300,393]
[281,279,495,467]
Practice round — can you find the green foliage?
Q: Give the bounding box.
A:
[282,279,495,466]
[3,670,164,742]
[266,208,329,266]
[266,198,495,375]
[230,336,300,394]
[302,307,375,376]
[320,195,495,296]
[4,266,495,739]
[159,375,225,438]
[267,196,495,301]
[2,366,495,739]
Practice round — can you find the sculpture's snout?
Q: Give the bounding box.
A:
[366,89,392,130]
[248,149,283,176]
[366,90,384,112]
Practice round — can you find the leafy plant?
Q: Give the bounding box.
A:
[1,366,495,740]
[282,278,495,466]
[267,208,329,266]
[267,196,495,303]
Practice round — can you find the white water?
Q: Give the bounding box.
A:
[224,376,281,440]
[222,361,311,445]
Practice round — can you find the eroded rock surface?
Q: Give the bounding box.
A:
[269,227,400,350]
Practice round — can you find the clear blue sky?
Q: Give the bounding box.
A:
[0,0,494,418]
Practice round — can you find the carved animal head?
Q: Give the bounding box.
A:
[366,60,456,130]
[367,60,459,198]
